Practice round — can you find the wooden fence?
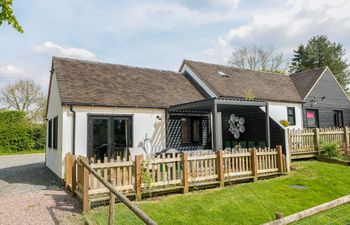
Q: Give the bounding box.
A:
[66,146,286,208]
[288,127,350,159]
[78,157,157,225]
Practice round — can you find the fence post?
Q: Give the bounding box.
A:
[314,128,320,154]
[65,153,72,190]
[72,155,76,196]
[284,128,291,172]
[344,127,349,148]
[82,158,90,213]
[216,150,224,188]
[135,155,143,201]
[108,178,116,225]
[276,145,284,173]
[182,153,189,193]
[251,148,258,182]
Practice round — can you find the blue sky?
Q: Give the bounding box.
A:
[1,0,350,91]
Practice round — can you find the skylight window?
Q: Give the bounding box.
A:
[217,71,227,77]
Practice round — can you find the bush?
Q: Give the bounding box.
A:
[321,142,340,159]
[0,110,46,153]
[280,120,289,127]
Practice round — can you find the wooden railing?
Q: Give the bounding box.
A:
[67,146,285,208]
[289,127,350,159]
[78,156,157,225]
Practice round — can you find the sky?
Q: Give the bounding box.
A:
[1,0,350,92]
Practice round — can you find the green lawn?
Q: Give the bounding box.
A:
[293,203,350,225]
[0,149,45,155]
[85,161,350,225]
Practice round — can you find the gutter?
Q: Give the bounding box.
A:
[69,105,76,155]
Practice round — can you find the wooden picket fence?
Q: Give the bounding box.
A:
[288,127,350,159]
[66,146,286,209]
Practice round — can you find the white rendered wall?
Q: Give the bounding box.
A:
[62,106,166,158]
[45,71,64,178]
[260,102,303,129]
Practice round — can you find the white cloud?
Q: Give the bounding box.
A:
[34,41,96,59]
[107,1,244,32]
[203,0,350,64]
[207,0,240,10]
[0,64,24,77]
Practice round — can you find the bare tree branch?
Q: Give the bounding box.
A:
[0,80,46,123]
[229,45,286,73]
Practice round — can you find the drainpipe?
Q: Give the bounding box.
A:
[69,105,76,155]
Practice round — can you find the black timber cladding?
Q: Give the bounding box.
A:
[166,111,212,151]
[303,69,350,127]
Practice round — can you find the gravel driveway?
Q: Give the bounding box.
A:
[0,153,82,225]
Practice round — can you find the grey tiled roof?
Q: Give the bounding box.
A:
[290,67,327,99]
[52,57,205,108]
[183,60,304,102]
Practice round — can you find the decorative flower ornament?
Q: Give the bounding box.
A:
[228,114,246,139]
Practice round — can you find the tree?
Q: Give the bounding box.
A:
[229,45,286,73]
[0,0,23,32]
[289,44,307,73]
[289,35,349,89]
[0,80,46,123]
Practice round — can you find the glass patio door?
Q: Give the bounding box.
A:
[112,118,132,159]
[88,116,132,161]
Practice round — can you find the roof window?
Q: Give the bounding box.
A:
[217,71,228,77]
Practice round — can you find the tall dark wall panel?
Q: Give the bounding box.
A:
[221,107,285,152]
[222,107,266,146]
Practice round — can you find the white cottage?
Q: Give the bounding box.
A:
[46,57,349,178]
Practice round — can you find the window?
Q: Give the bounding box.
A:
[48,119,52,148]
[53,117,58,149]
[306,109,319,128]
[333,110,343,127]
[287,107,296,125]
[181,117,202,145]
[181,118,191,144]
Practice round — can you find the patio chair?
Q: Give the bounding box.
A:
[248,141,255,148]
[239,141,247,148]
[224,140,231,148]
[232,141,239,148]
[258,141,266,149]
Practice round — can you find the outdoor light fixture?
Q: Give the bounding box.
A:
[310,96,326,106]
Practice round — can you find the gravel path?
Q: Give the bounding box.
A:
[0,153,82,225]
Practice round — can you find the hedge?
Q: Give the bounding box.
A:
[0,110,46,153]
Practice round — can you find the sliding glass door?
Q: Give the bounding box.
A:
[88,115,132,161]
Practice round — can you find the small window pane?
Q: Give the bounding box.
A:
[48,119,52,148]
[181,118,191,144]
[53,117,58,149]
[333,110,343,127]
[287,107,295,125]
[192,119,201,143]
[288,115,295,125]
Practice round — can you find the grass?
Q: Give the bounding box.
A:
[293,203,350,225]
[85,161,350,225]
[0,149,45,155]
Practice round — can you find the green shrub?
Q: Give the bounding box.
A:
[32,124,46,150]
[0,110,46,153]
[280,120,289,127]
[321,142,340,159]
